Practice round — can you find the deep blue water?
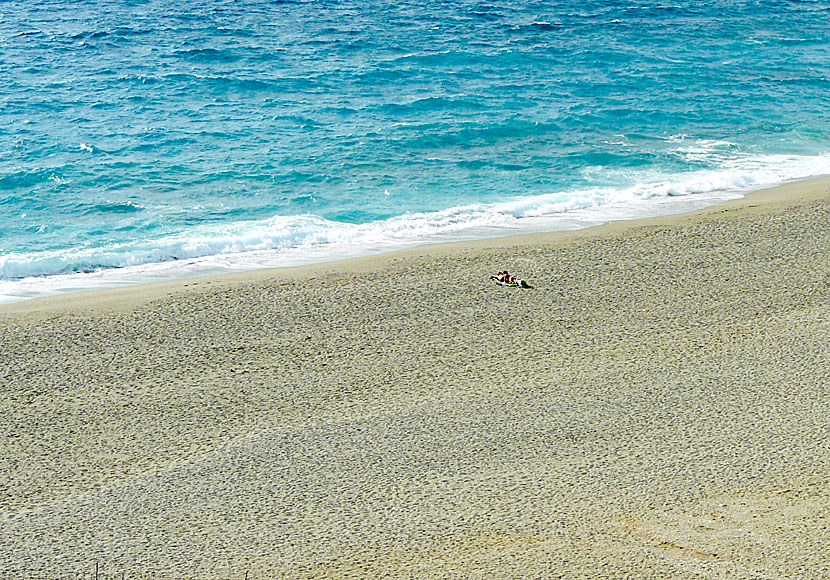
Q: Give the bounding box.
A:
[2,0,830,300]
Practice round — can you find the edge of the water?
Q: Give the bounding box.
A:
[3,175,829,316]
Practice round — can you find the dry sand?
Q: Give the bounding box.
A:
[1,179,830,579]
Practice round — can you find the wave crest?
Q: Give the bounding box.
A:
[3,151,830,288]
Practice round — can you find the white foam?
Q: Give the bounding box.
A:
[2,151,830,304]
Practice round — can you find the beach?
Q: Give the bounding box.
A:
[2,178,829,578]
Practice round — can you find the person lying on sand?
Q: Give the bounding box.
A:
[490,270,507,282]
[489,270,531,288]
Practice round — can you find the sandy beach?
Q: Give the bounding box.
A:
[2,179,830,579]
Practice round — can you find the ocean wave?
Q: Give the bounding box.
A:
[173,47,241,63]
[375,96,483,115]
[396,118,562,149]
[80,201,145,215]
[3,151,830,286]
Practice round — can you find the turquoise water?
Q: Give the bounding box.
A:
[2,0,830,300]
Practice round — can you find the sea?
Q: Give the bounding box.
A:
[2,0,830,303]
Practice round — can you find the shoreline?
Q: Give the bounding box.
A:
[2,175,830,577]
[4,175,829,317]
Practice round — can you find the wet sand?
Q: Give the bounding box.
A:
[2,179,829,578]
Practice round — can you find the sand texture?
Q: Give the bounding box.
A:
[2,180,830,578]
